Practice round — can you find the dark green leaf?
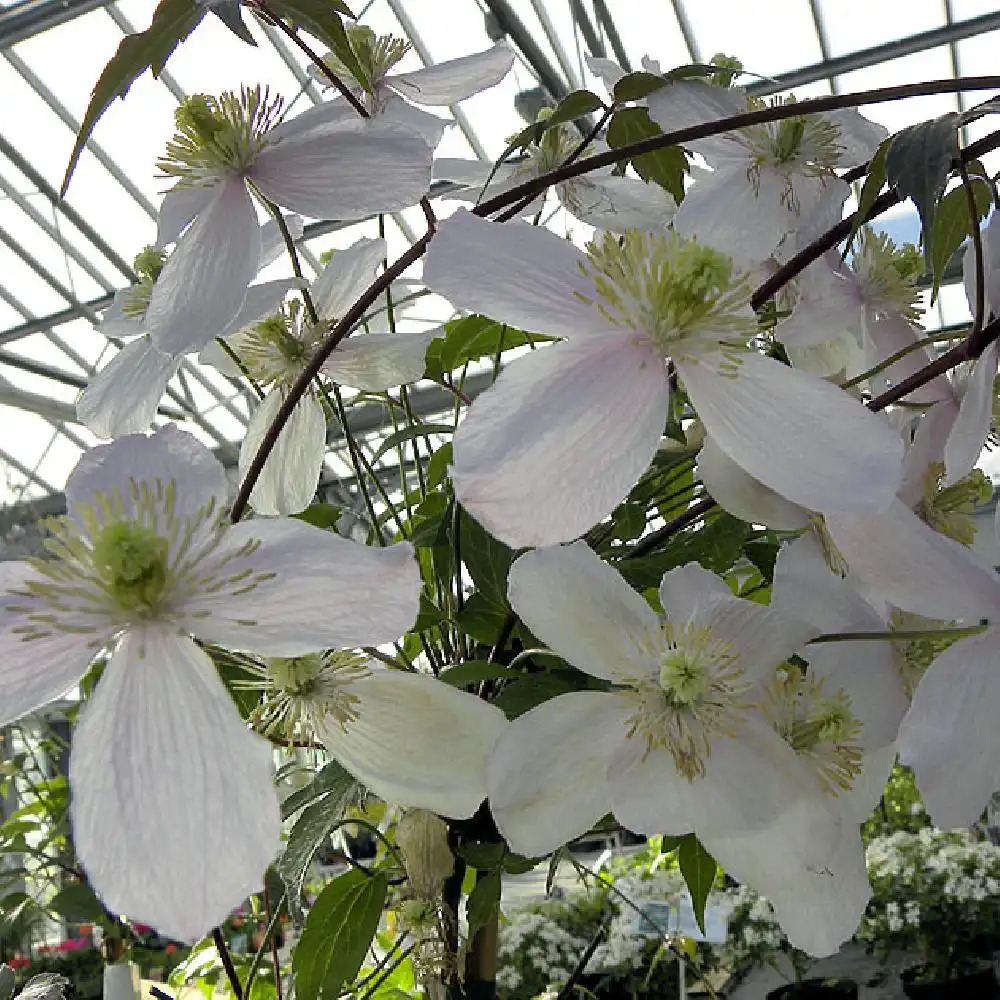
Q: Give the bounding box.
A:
[63,0,206,194]
[207,0,256,44]
[459,842,506,870]
[426,442,453,489]
[412,593,445,632]
[293,869,387,1000]
[613,72,668,103]
[930,174,992,302]
[293,503,342,531]
[885,114,961,264]
[502,853,538,875]
[459,511,513,600]
[465,870,501,939]
[432,315,552,373]
[743,536,781,583]
[439,660,511,687]
[612,501,647,541]
[269,0,364,85]
[49,882,106,923]
[370,423,453,465]
[281,760,356,820]
[278,766,358,907]
[456,592,509,645]
[406,493,450,548]
[677,835,717,935]
[664,63,724,81]
[845,136,890,253]
[605,107,687,202]
[492,669,600,719]
[545,90,605,129]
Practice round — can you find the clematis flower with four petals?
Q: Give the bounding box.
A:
[0,425,422,941]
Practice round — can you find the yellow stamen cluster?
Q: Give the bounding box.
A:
[321,25,411,97]
[852,227,924,321]
[917,461,992,546]
[743,96,844,176]
[121,247,167,319]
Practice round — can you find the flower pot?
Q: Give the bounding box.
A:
[102,962,139,1000]
[900,965,998,1000]
[766,979,858,1000]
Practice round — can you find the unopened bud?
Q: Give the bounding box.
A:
[396,810,453,899]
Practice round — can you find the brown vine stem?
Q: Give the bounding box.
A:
[231,76,1000,519]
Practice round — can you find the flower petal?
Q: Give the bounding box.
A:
[311,238,386,320]
[657,562,733,625]
[251,120,432,219]
[898,628,1000,828]
[677,351,903,515]
[823,108,888,164]
[696,436,810,532]
[0,563,98,724]
[146,177,261,356]
[944,340,999,485]
[155,182,216,248]
[422,209,612,341]
[646,80,749,163]
[69,627,280,941]
[319,670,508,818]
[77,338,181,439]
[99,289,145,340]
[239,391,327,516]
[65,425,228,525]
[452,335,668,548]
[258,214,304,270]
[508,542,660,684]
[559,174,676,234]
[825,499,1000,620]
[388,43,514,106]
[218,278,305,340]
[184,522,419,655]
[487,691,633,857]
[323,331,433,391]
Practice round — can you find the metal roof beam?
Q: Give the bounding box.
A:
[0,0,110,49]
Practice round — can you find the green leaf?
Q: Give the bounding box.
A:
[281,760,357,820]
[474,123,547,206]
[426,443,453,489]
[664,63,724,81]
[269,0,365,85]
[465,869,501,939]
[459,842,506,870]
[293,503,342,531]
[460,511,514,600]
[613,72,668,103]
[502,852,538,875]
[743,536,781,583]
[293,869,388,1000]
[406,493,450,548]
[491,669,600,719]
[432,315,551,373]
[545,89,605,128]
[49,882,106,923]
[63,0,206,194]
[929,174,993,302]
[605,107,687,203]
[677,835,717,935]
[412,593,445,632]
[370,423,454,465]
[278,765,359,906]
[845,137,890,253]
[884,114,961,265]
[456,592,509,645]
[611,501,647,541]
[439,660,511,687]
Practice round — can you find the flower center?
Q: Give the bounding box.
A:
[761,666,862,793]
[916,462,991,546]
[852,228,924,320]
[624,620,746,779]
[232,308,321,388]
[91,521,170,615]
[321,25,411,98]
[578,231,755,356]
[122,247,167,319]
[743,98,844,174]
[158,86,284,184]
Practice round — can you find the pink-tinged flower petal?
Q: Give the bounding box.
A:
[646,80,749,164]
[155,182,217,247]
[0,562,102,724]
[432,158,520,189]
[899,400,957,509]
[507,542,660,685]
[251,120,432,219]
[184,522,419,655]
[323,331,433,391]
[319,671,508,818]
[77,338,181,439]
[696,436,810,532]
[898,628,1000,828]
[453,335,668,547]
[239,391,327,516]
[70,627,280,942]
[657,562,732,625]
[422,209,612,341]
[678,351,903,515]
[311,239,386,320]
[389,43,514,106]
[825,499,1000,620]
[558,174,676,234]
[944,340,999,485]
[146,177,261,356]
[65,425,228,525]
[487,691,633,857]
[263,100,356,145]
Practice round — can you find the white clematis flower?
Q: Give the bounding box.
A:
[314,27,514,148]
[0,425,421,941]
[78,218,304,439]
[487,542,825,867]
[423,209,903,547]
[148,86,432,357]
[246,652,508,818]
[200,238,434,515]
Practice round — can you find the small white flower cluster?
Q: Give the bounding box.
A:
[720,885,790,972]
[497,904,592,994]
